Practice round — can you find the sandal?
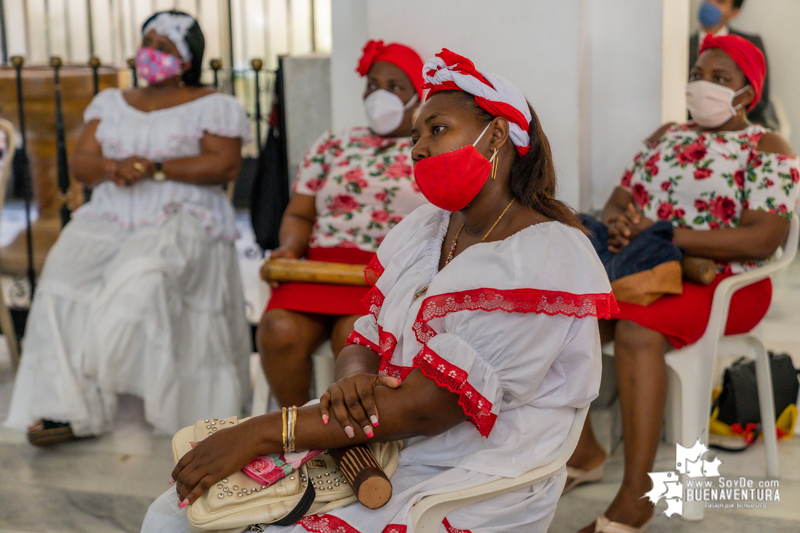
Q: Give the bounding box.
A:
[563,462,605,493]
[27,419,78,447]
[594,514,651,533]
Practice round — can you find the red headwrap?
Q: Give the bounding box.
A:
[422,49,532,157]
[699,34,765,111]
[355,40,424,98]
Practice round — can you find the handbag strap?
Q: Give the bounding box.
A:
[272,478,316,526]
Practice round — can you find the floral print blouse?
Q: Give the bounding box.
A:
[620,123,799,273]
[293,127,428,253]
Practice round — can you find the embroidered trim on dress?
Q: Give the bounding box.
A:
[414,345,497,437]
[297,516,471,533]
[364,255,384,285]
[413,288,618,345]
[361,286,385,320]
[345,330,380,355]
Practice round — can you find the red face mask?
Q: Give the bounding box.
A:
[413,123,495,212]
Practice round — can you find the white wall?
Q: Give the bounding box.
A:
[689,0,800,151]
[586,0,668,210]
[331,1,673,212]
[331,0,584,209]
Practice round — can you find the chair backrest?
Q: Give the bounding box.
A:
[408,404,589,533]
[0,119,17,212]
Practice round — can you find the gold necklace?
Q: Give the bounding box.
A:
[414,198,516,301]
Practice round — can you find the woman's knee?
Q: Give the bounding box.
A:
[256,309,302,353]
[256,309,327,355]
[614,320,666,357]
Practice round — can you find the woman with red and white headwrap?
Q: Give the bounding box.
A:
[568,35,799,533]
[257,40,428,409]
[144,49,610,533]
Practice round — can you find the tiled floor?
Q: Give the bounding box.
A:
[0,208,797,532]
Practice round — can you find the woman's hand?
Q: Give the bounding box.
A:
[319,373,400,439]
[607,204,654,253]
[171,421,262,507]
[113,156,155,186]
[266,247,303,288]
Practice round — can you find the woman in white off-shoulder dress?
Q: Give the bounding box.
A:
[142,49,612,533]
[5,10,251,444]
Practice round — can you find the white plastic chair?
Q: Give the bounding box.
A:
[409,405,589,533]
[0,119,21,370]
[664,212,798,520]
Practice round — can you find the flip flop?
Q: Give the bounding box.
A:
[27,419,78,447]
[594,514,651,533]
[563,462,605,493]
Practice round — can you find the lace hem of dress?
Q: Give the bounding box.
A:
[297,513,471,533]
[361,286,385,321]
[364,255,384,286]
[345,330,380,355]
[298,514,419,533]
[413,345,497,438]
[413,288,619,345]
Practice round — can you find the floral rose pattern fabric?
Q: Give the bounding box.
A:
[620,123,800,273]
[293,127,428,252]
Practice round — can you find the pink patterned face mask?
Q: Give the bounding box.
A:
[135,47,184,85]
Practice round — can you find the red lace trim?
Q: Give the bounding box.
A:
[345,330,380,355]
[444,518,472,533]
[378,325,412,382]
[298,514,360,533]
[298,515,468,533]
[413,288,618,344]
[362,286,385,321]
[364,255,384,286]
[414,345,497,437]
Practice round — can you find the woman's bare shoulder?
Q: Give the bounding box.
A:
[756,131,795,157]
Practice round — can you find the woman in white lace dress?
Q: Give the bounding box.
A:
[5,10,252,445]
[142,49,611,533]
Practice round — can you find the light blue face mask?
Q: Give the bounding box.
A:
[698,1,723,28]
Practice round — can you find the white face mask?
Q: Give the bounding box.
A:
[686,80,750,129]
[364,90,418,136]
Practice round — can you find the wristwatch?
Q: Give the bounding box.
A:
[153,161,166,182]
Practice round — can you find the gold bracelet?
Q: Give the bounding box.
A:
[281,407,288,452]
[290,406,298,453]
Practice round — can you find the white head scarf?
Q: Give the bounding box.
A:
[142,12,196,62]
[422,49,532,156]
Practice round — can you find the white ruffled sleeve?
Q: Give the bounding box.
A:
[347,314,381,355]
[416,297,602,437]
[83,88,118,123]
[198,93,253,143]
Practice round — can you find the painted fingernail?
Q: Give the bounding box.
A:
[322,414,329,425]
[179,499,189,508]
[370,415,379,426]
[344,426,355,438]
[168,476,175,485]
[364,426,374,438]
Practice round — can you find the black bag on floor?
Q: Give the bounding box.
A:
[710,351,799,450]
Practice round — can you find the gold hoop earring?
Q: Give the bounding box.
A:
[491,150,499,180]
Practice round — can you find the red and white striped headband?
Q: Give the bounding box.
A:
[422,49,531,157]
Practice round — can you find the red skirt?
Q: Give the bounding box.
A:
[265,246,374,316]
[611,273,772,349]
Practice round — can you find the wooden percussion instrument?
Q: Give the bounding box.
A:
[260,258,369,286]
[329,445,392,509]
[681,256,717,285]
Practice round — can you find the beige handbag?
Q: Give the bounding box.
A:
[172,416,400,533]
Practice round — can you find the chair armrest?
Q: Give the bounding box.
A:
[701,213,798,345]
[408,406,589,533]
